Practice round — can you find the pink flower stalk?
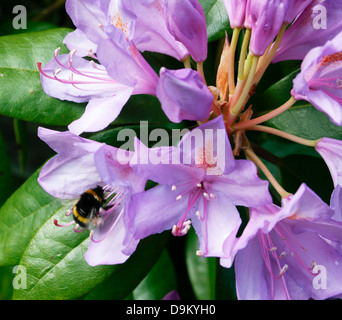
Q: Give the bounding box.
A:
[221,184,342,300]
[291,31,342,126]
[315,137,342,187]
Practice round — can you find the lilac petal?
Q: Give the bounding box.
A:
[316,138,342,187]
[305,90,342,126]
[220,204,280,268]
[67,86,134,135]
[331,185,342,222]
[280,183,334,221]
[37,128,103,198]
[190,191,242,258]
[222,0,247,28]
[130,136,204,186]
[65,0,107,45]
[156,67,213,123]
[104,0,136,40]
[63,28,98,57]
[245,0,286,56]
[165,0,207,62]
[178,116,235,176]
[94,144,147,195]
[209,159,272,208]
[122,0,189,61]
[272,219,342,300]
[39,54,125,103]
[128,184,189,240]
[85,204,138,266]
[162,290,181,300]
[234,235,270,300]
[273,0,342,62]
[97,29,158,95]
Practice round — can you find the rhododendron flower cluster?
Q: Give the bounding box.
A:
[34,0,342,300]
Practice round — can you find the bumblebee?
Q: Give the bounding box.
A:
[73,186,105,229]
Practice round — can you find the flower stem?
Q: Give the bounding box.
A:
[228,28,241,94]
[246,125,319,147]
[244,147,291,199]
[183,55,191,69]
[231,55,259,115]
[233,96,297,130]
[238,28,251,80]
[197,61,207,85]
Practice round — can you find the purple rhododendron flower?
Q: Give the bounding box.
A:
[244,0,287,56]
[38,0,159,135]
[37,127,146,266]
[316,137,342,187]
[156,67,213,123]
[291,31,342,126]
[274,0,342,62]
[221,184,342,300]
[128,117,272,259]
[121,0,189,61]
[164,0,207,62]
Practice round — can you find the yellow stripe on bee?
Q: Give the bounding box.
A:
[73,206,90,224]
[85,189,103,203]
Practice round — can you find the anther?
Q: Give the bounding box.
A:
[269,246,277,252]
[278,264,288,277]
[171,185,177,191]
[53,68,62,77]
[279,251,286,259]
[195,210,201,219]
[197,183,202,188]
[176,195,182,201]
[196,250,204,257]
[203,192,210,201]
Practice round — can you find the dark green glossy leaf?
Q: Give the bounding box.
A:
[0,169,62,266]
[199,0,231,42]
[0,28,84,126]
[131,249,177,300]
[0,130,15,207]
[83,232,170,300]
[185,228,216,300]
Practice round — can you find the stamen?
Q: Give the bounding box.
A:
[171,185,177,191]
[203,192,210,201]
[196,250,204,256]
[176,195,182,201]
[54,219,75,227]
[278,264,288,277]
[73,224,85,233]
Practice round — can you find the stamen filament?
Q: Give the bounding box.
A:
[246,125,319,147]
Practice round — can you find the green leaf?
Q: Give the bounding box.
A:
[0,29,84,125]
[185,228,216,300]
[266,104,342,140]
[132,249,177,300]
[199,0,231,42]
[1,167,169,299]
[251,68,342,140]
[0,130,15,207]
[0,169,61,266]
[83,232,170,300]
